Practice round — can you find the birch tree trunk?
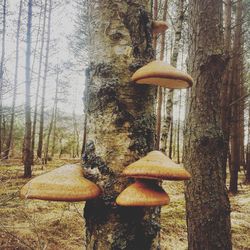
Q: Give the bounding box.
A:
[23,0,33,178]
[161,0,184,152]
[183,0,232,249]
[4,0,23,159]
[83,1,160,249]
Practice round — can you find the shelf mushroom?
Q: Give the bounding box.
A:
[20,164,101,202]
[152,21,168,34]
[122,150,191,181]
[116,180,169,207]
[116,151,191,207]
[131,60,193,89]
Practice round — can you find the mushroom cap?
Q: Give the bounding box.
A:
[152,21,168,34]
[20,165,101,202]
[116,180,170,207]
[122,151,191,180]
[131,60,193,89]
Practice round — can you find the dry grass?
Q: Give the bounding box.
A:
[0,160,249,249]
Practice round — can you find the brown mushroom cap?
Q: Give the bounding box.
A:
[20,165,101,202]
[122,151,191,180]
[116,180,170,207]
[131,60,193,89]
[152,21,168,34]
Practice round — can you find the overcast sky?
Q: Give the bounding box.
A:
[2,0,85,116]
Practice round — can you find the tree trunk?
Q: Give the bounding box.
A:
[31,0,47,163]
[221,0,232,182]
[246,105,250,183]
[229,0,243,194]
[44,71,58,164]
[4,0,23,159]
[183,0,232,249]
[160,0,184,153]
[177,90,181,163]
[155,0,168,150]
[0,0,6,158]
[51,66,59,157]
[23,0,33,178]
[83,1,161,249]
[37,0,52,159]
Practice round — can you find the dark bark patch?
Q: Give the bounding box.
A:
[128,114,155,156]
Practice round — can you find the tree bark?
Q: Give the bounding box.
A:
[83,1,161,249]
[23,0,33,178]
[4,0,23,159]
[229,0,243,194]
[0,0,6,158]
[220,0,232,182]
[155,0,168,150]
[37,0,52,159]
[183,0,232,249]
[246,105,250,183]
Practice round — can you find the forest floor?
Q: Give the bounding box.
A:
[0,160,249,250]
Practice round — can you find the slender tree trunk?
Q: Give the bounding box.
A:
[37,0,52,159]
[51,66,59,157]
[229,0,243,194]
[23,0,33,178]
[183,0,232,249]
[31,0,48,162]
[168,118,173,159]
[155,0,168,150]
[246,105,250,183]
[83,1,161,249]
[221,0,232,182]
[161,0,184,153]
[0,0,6,158]
[73,110,80,158]
[177,90,181,163]
[44,70,58,164]
[4,0,23,159]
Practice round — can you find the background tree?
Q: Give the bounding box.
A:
[3,0,23,159]
[0,0,6,158]
[23,0,33,177]
[183,0,232,249]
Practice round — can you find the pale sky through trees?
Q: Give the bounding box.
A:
[2,0,84,115]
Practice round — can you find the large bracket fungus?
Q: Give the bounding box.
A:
[131,60,193,89]
[116,151,191,207]
[116,179,169,207]
[20,164,101,202]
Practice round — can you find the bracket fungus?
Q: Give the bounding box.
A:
[152,21,168,34]
[20,164,101,202]
[116,151,191,207]
[116,180,170,207]
[131,60,193,89]
[122,151,191,181]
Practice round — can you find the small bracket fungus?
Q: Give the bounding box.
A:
[116,180,169,207]
[152,21,168,34]
[122,150,191,181]
[20,164,101,202]
[131,60,193,89]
